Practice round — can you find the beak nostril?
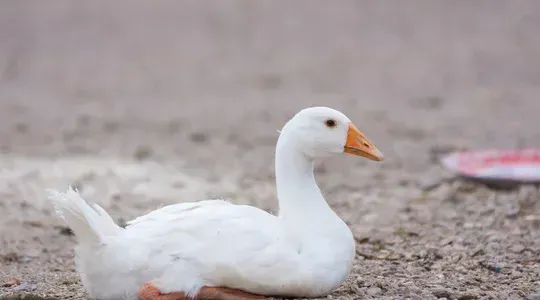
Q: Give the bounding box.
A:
[363,142,370,148]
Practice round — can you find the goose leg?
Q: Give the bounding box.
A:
[138,283,266,300]
[138,283,188,300]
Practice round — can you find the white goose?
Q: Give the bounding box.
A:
[47,106,383,300]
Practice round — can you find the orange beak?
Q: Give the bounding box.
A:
[344,123,384,161]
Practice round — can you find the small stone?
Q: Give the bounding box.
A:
[103,121,119,132]
[394,227,419,237]
[189,132,208,143]
[424,248,443,260]
[463,222,475,229]
[413,96,445,110]
[22,220,43,228]
[133,145,153,160]
[469,247,485,257]
[14,122,28,133]
[439,236,454,246]
[398,178,410,186]
[2,278,21,287]
[432,287,452,299]
[510,270,522,279]
[1,252,21,263]
[55,225,74,236]
[259,74,283,90]
[367,287,382,297]
[486,233,502,243]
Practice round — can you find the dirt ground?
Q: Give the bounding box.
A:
[1,1,539,300]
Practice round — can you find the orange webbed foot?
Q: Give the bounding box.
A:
[138,283,266,300]
[139,282,189,300]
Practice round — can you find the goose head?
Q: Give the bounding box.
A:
[280,106,384,161]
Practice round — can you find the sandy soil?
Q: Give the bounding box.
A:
[1,1,539,300]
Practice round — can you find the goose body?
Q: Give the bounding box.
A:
[48,107,383,300]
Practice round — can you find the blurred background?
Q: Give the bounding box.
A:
[0,1,539,300]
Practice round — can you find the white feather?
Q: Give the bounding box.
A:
[47,186,122,243]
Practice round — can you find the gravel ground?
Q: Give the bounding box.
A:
[1,1,539,300]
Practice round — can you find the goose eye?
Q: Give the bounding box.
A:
[325,119,337,128]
